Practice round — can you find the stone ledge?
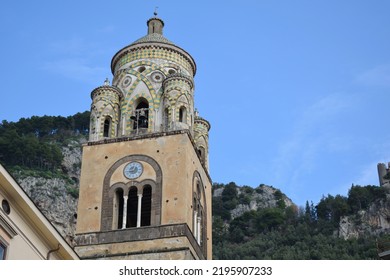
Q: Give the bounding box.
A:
[79,246,195,260]
[86,129,189,146]
[74,223,205,259]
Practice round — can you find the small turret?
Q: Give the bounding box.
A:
[194,110,211,171]
[377,162,390,188]
[89,79,123,141]
[147,12,164,35]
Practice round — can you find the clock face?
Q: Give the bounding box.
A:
[124,162,143,179]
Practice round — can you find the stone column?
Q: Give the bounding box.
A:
[197,216,201,244]
[137,194,143,227]
[95,118,99,140]
[193,210,198,239]
[122,195,128,229]
[122,116,126,135]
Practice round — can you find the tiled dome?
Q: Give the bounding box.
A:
[130,32,176,46]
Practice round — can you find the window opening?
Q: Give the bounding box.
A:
[2,199,10,215]
[127,187,138,228]
[141,185,152,226]
[132,101,149,131]
[116,188,124,229]
[193,181,204,246]
[179,107,187,123]
[0,242,6,260]
[198,208,203,245]
[198,147,206,165]
[103,117,111,138]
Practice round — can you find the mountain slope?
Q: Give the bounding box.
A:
[212,182,390,259]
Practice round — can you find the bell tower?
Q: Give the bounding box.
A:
[74,14,212,260]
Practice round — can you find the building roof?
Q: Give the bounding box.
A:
[110,15,197,76]
[0,164,79,260]
[131,32,176,46]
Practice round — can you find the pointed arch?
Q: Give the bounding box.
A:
[197,145,206,165]
[103,116,112,138]
[132,98,149,130]
[179,106,187,123]
[177,94,189,104]
[125,93,154,133]
[176,94,189,123]
[121,69,156,133]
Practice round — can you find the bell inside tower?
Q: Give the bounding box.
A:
[131,100,149,132]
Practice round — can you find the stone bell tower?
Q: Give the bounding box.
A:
[74,13,212,260]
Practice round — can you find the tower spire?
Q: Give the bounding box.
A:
[147,8,164,35]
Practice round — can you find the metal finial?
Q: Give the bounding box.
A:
[154,7,158,16]
[104,78,110,86]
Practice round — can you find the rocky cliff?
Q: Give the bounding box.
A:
[339,192,390,239]
[17,176,78,243]
[213,184,294,220]
[10,138,84,245]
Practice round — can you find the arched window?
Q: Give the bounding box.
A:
[198,146,206,165]
[103,116,111,138]
[179,106,187,123]
[132,100,149,130]
[192,173,207,255]
[104,156,162,232]
[115,188,124,229]
[127,187,138,228]
[193,182,203,245]
[197,182,201,197]
[141,185,152,226]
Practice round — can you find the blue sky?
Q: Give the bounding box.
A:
[1,0,390,206]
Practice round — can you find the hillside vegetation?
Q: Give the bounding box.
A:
[212,182,390,259]
[0,112,89,171]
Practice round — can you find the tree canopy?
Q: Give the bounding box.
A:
[212,182,389,260]
[0,112,89,170]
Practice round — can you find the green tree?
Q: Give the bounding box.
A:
[348,186,370,212]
